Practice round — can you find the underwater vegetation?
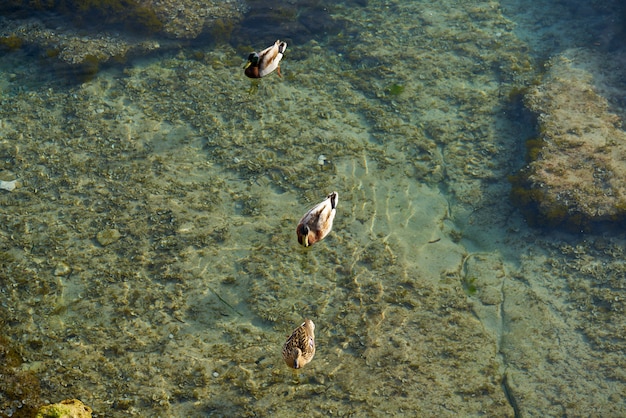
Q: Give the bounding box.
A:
[0,0,355,82]
[35,399,93,418]
[0,335,42,418]
[0,0,163,81]
[0,0,163,34]
[507,47,626,233]
[508,128,596,231]
[70,54,101,83]
[508,143,626,233]
[387,83,405,96]
[508,170,576,230]
[232,0,350,46]
[462,276,478,296]
[0,35,24,51]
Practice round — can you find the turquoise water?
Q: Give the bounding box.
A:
[0,1,625,416]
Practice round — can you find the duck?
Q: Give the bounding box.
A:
[282,319,316,369]
[296,191,338,247]
[244,40,287,78]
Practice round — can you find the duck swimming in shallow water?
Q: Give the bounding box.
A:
[244,40,287,78]
[282,319,316,369]
[296,191,338,247]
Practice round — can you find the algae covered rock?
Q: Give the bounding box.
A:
[510,48,626,230]
[96,228,122,246]
[0,0,246,69]
[0,0,246,40]
[36,399,92,418]
[0,335,42,418]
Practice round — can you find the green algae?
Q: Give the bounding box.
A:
[35,399,92,418]
[462,276,478,296]
[387,83,405,96]
[0,34,23,51]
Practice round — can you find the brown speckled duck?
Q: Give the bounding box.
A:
[282,319,316,369]
[296,191,338,247]
[244,40,287,78]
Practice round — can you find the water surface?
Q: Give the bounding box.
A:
[0,0,625,416]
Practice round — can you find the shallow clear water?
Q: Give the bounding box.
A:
[1,1,625,416]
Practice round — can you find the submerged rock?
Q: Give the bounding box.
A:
[35,399,92,418]
[0,179,17,191]
[0,335,42,418]
[510,48,626,231]
[0,0,246,40]
[96,228,122,246]
[0,0,246,69]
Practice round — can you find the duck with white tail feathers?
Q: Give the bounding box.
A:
[296,191,338,247]
[244,40,287,78]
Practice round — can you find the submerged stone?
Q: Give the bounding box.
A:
[53,261,72,276]
[0,179,17,191]
[0,0,246,71]
[96,228,121,246]
[510,48,626,231]
[35,399,92,418]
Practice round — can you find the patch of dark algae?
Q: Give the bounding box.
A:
[0,334,42,418]
[0,0,163,35]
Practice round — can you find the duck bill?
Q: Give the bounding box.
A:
[328,191,338,209]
